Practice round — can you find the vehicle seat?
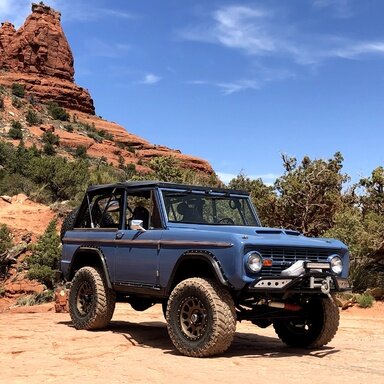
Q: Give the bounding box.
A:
[131,206,150,229]
[177,202,195,222]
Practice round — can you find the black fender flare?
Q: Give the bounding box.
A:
[69,246,113,289]
[165,250,232,296]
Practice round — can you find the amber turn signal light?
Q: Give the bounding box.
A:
[263,259,273,267]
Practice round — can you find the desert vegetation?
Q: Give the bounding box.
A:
[0,82,382,296]
[0,139,382,293]
[229,153,384,292]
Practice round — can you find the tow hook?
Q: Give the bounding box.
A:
[321,278,331,295]
[309,276,334,300]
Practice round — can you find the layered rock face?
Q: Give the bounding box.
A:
[0,3,94,113]
[0,3,214,175]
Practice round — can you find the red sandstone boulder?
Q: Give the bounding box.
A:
[39,123,55,132]
[5,280,46,295]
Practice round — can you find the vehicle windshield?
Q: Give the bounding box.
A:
[161,190,259,226]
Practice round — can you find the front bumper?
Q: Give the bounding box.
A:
[248,273,351,294]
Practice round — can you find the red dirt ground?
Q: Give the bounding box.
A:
[1,302,383,384]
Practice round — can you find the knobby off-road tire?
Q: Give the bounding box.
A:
[273,297,339,348]
[69,266,116,330]
[166,277,236,357]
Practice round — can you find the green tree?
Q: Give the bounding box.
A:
[8,120,23,140]
[122,163,137,179]
[74,145,88,159]
[27,219,60,288]
[43,142,56,156]
[42,131,60,146]
[88,162,123,186]
[28,157,90,201]
[359,166,384,216]
[64,124,74,132]
[149,156,183,182]
[47,102,69,121]
[274,152,348,236]
[0,172,38,197]
[42,131,60,156]
[11,96,23,108]
[0,224,13,254]
[325,208,384,291]
[228,173,277,226]
[26,109,41,126]
[12,83,25,98]
[118,153,125,169]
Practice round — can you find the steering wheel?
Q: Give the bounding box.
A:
[217,217,235,225]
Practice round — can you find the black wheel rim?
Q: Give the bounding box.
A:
[76,280,94,317]
[178,296,208,340]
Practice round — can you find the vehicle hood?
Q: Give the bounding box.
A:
[167,223,346,250]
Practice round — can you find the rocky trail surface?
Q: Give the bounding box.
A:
[1,302,383,384]
[0,194,56,238]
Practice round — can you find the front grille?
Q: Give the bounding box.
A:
[257,247,339,276]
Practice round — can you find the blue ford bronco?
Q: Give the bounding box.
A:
[59,181,350,357]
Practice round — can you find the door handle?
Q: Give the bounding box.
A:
[115,231,124,240]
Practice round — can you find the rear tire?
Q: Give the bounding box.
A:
[69,266,116,330]
[166,278,236,357]
[273,297,339,348]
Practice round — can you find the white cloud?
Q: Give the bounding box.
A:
[186,80,209,85]
[187,66,294,95]
[181,5,282,57]
[186,79,260,94]
[332,41,384,59]
[212,6,277,55]
[99,8,135,20]
[312,0,354,18]
[217,80,261,95]
[140,73,161,85]
[180,4,384,67]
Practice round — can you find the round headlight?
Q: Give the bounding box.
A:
[246,252,263,273]
[330,255,343,275]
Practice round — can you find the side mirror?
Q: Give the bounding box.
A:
[130,219,146,232]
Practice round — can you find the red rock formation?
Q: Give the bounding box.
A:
[72,112,215,174]
[0,3,94,114]
[0,3,215,176]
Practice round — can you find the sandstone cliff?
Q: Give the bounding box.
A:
[0,3,94,114]
[0,3,214,175]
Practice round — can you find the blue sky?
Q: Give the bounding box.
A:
[1,0,383,184]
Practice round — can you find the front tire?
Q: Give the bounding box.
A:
[166,278,236,357]
[273,297,339,348]
[69,266,116,330]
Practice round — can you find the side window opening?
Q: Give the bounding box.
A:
[126,190,163,230]
[76,189,123,229]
